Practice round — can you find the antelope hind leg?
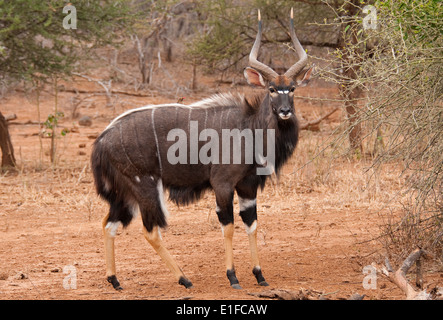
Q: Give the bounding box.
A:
[102,214,123,290]
[143,226,193,289]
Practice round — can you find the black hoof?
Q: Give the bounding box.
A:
[227,269,241,289]
[107,275,123,290]
[252,267,268,286]
[179,276,193,289]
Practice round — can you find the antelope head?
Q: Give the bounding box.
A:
[244,8,314,121]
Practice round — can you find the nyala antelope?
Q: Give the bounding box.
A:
[92,8,313,290]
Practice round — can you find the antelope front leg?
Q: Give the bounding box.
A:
[221,223,242,289]
[246,221,268,286]
[215,189,241,289]
[239,196,269,286]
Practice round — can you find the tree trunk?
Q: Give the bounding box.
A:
[343,85,363,153]
[191,62,198,91]
[0,111,16,169]
[338,0,364,154]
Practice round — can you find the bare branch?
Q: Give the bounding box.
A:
[72,73,113,107]
[300,107,339,131]
[375,248,431,300]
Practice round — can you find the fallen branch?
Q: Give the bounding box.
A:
[299,107,339,131]
[248,288,322,300]
[247,288,364,300]
[376,248,431,300]
[5,114,17,121]
[8,120,40,126]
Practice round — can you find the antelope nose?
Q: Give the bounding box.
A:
[281,107,291,115]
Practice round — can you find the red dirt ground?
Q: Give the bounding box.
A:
[0,76,440,300]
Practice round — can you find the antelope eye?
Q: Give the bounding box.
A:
[269,87,276,93]
[290,87,296,93]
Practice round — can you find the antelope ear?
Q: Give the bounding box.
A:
[294,65,314,87]
[244,67,266,88]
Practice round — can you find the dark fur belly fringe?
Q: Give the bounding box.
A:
[167,182,212,206]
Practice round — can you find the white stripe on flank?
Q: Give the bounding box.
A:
[225,108,232,127]
[188,108,192,132]
[151,108,163,174]
[219,109,224,128]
